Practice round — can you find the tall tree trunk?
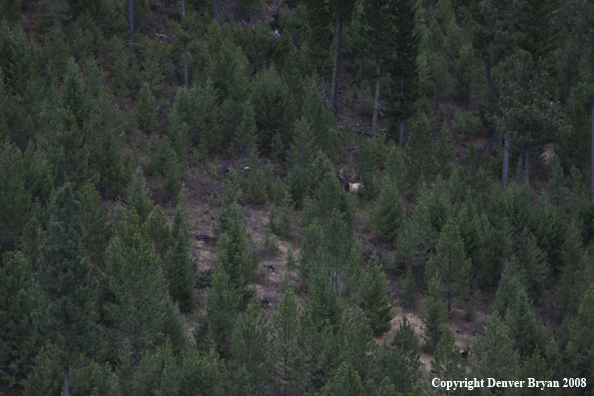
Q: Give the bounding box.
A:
[524,146,530,186]
[515,153,523,185]
[331,11,342,114]
[501,138,509,190]
[63,365,69,396]
[182,0,188,87]
[371,60,381,138]
[399,120,406,147]
[128,0,134,42]
[214,0,221,27]
[484,38,510,191]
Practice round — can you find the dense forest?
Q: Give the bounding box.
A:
[1,0,594,394]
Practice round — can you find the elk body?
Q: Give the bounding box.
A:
[339,168,363,193]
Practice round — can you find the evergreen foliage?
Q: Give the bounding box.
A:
[360,256,393,337]
[420,275,446,353]
[427,217,472,313]
[373,177,404,246]
[166,186,195,312]
[136,82,158,133]
[0,252,41,386]
[36,183,98,396]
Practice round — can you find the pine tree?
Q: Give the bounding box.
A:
[251,66,297,156]
[420,275,446,353]
[387,0,420,146]
[355,0,398,135]
[471,313,520,388]
[321,362,364,396]
[360,256,394,337]
[406,113,435,184]
[103,209,183,366]
[78,181,111,268]
[373,177,404,246]
[125,166,153,224]
[271,289,304,394]
[137,82,158,133]
[430,328,465,394]
[166,186,195,312]
[229,303,271,395]
[62,58,87,130]
[0,252,41,386]
[397,199,438,288]
[521,347,562,396]
[505,287,546,362]
[0,141,33,255]
[36,183,98,396]
[370,317,421,395]
[427,217,472,313]
[491,256,525,317]
[566,283,594,394]
[194,268,240,359]
[215,207,259,311]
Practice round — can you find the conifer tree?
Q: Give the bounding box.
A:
[214,206,259,311]
[251,66,297,156]
[360,256,394,337]
[0,252,41,386]
[166,186,195,312]
[125,166,153,223]
[328,0,357,115]
[287,117,316,206]
[194,268,240,359]
[272,289,304,394]
[103,209,184,366]
[471,313,520,387]
[505,287,547,362]
[521,347,562,396]
[62,58,87,130]
[566,283,594,393]
[137,82,158,134]
[355,0,398,135]
[427,217,472,313]
[406,113,435,184]
[0,141,32,255]
[370,317,421,395]
[397,198,438,288]
[420,275,446,353]
[388,0,420,147]
[229,303,271,395]
[36,183,98,396]
[430,328,465,393]
[321,362,364,396]
[373,177,404,246]
[78,181,111,268]
[491,256,525,317]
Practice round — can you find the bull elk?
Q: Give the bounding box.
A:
[339,168,363,193]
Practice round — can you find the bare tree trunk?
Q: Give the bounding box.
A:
[182,0,188,87]
[515,153,523,185]
[484,38,510,191]
[331,11,342,114]
[501,138,509,190]
[63,365,69,396]
[371,60,381,138]
[524,146,530,186]
[214,0,221,27]
[128,0,134,42]
[399,120,405,147]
